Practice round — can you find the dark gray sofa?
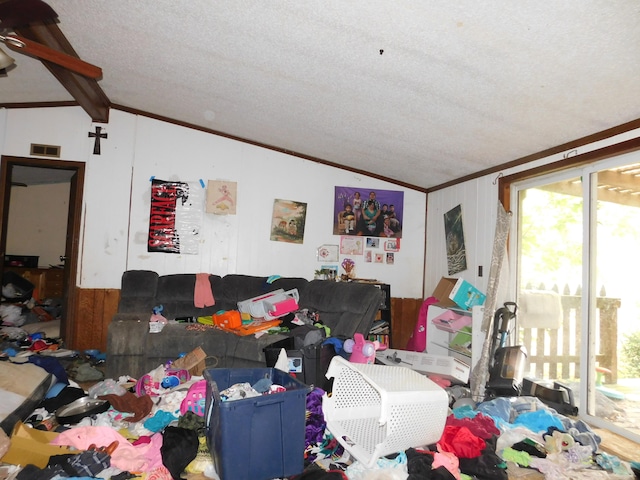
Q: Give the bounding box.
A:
[106,270,384,379]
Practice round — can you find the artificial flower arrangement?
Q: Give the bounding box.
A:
[341,258,356,279]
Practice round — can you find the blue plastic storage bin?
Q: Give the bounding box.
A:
[204,367,311,480]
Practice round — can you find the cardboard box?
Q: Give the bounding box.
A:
[1,422,70,468]
[375,349,470,384]
[432,277,486,310]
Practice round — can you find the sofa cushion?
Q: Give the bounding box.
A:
[118,270,159,314]
[301,280,383,338]
[157,274,222,319]
[218,275,308,308]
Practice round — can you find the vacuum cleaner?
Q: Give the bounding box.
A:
[484,302,578,414]
[486,302,528,397]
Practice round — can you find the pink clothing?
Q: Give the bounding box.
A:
[51,426,164,472]
[194,273,215,308]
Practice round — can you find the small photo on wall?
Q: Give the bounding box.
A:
[270,199,307,244]
[365,250,372,262]
[366,237,379,248]
[375,253,384,263]
[384,239,400,252]
[386,253,395,265]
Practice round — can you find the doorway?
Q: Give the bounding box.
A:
[0,155,85,347]
[510,155,640,444]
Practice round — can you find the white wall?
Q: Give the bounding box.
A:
[7,182,69,267]
[0,107,426,298]
[424,127,640,302]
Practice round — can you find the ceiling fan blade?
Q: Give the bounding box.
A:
[4,34,102,79]
[0,0,57,29]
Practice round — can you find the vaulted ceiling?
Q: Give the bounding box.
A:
[2,1,640,191]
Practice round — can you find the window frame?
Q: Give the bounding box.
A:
[498,138,640,443]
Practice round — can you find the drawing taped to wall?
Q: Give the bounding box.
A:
[340,236,364,255]
[444,204,468,275]
[270,199,307,244]
[148,179,204,254]
[206,180,237,215]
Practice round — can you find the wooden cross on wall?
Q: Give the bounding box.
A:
[88,126,108,155]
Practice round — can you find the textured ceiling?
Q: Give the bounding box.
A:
[2,1,640,190]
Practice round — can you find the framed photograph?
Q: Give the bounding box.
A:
[384,238,400,252]
[333,186,404,238]
[340,236,364,255]
[317,244,339,262]
[386,252,395,265]
[270,199,307,244]
[319,265,338,280]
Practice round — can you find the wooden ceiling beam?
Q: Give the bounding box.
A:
[14,20,110,123]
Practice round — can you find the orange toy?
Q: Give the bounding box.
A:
[213,310,242,329]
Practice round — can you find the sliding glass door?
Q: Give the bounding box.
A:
[512,155,640,442]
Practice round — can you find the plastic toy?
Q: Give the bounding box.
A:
[150,305,168,324]
[343,332,387,364]
[212,310,242,329]
[237,288,300,320]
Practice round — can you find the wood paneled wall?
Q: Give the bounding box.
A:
[390,297,423,349]
[69,288,120,352]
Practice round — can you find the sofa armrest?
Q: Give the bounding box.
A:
[111,312,148,323]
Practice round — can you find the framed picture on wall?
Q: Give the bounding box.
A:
[444,204,468,275]
[270,199,307,244]
[333,187,404,238]
[317,244,339,262]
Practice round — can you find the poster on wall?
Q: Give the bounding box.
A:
[333,187,404,238]
[206,180,237,215]
[270,199,307,244]
[148,179,204,254]
[444,204,468,275]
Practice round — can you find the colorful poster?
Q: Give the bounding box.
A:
[334,187,404,238]
[148,179,204,254]
[270,199,307,244]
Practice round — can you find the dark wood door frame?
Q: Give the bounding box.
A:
[0,155,85,347]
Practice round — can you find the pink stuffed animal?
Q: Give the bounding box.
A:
[344,333,387,364]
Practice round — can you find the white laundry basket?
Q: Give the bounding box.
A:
[322,356,449,468]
